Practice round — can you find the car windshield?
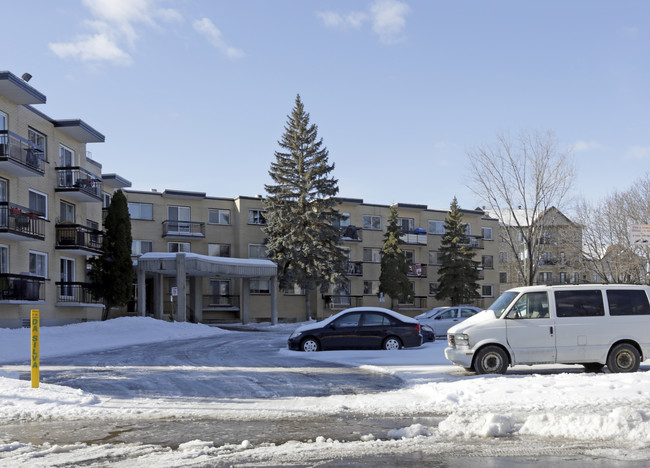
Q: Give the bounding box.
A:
[487,291,519,318]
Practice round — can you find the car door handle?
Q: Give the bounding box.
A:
[549,326,554,336]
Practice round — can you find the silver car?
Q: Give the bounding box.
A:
[417,306,482,337]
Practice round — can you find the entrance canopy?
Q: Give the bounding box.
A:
[137,252,277,278]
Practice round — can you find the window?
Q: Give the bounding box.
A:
[509,292,549,319]
[572,272,580,284]
[429,282,440,296]
[363,313,393,326]
[429,251,443,265]
[398,217,414,233]
[248,244,268,259]
[283,283,305,295]
[168,206,191,232]
[209,279,231,305]
[248,209,266,225]
[208,243,230,257]
[482,255,493,269]
[29,190,47,218]
[428,221,445,234]
[499,272,508,284]
[607,290,650,316]
[499,251,508,263]
[132,240,153,256]
[463,223,471,236]
[250,279,270,294]
[28,128,46,161]
[538,272,552,283]
[334,312,361,327]
[481,227,493,240]
[331,280,351,305]
[29,251,47,277]
[403,249,415,266]
[60,257,75,297]
[363,247,381,263]
[363,215,381,230]
[559,272,567,284]
[60,200,75,223]
[59,145,74,166]
[555,290,605,317]
[0,245,7,273]
[168,242,190,253]
[0,178,6,226]
[336,212,351,228]
[208,208,231,225]
[481,285,494,297]
[363,281,379,295]
[128,203,153,220]
[102,192,112,209]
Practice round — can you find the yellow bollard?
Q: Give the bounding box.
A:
[30,309,39,388]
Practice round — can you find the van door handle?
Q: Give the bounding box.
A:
[549,326,554,336]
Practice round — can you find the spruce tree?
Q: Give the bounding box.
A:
[379,205,412,309]
[88,190,134,321]
[436,197,480,305]
[263,95,346,320]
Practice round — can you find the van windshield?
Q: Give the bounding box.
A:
[487,291,519,318]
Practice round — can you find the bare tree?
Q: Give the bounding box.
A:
[468,131,575,286]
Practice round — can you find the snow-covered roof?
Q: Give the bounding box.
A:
[136,252,277,278]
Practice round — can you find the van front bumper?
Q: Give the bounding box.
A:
[444,346,475,369]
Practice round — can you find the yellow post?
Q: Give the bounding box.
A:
[30,309,39,388]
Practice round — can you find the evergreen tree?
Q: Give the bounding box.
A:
[263,95,346,320]
[89,190,134,321]
[436,197,480,305]
[379,205,412,309]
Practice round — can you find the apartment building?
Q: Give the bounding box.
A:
[0,71,129,328]
[125,190,501,322]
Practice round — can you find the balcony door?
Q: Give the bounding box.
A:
[209,279,231,306]
[168,206,191,233]
[59,145,75,187]
[60,257,75,298]
[0,178,6,227]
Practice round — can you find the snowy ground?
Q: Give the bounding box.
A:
[2,317,650,466]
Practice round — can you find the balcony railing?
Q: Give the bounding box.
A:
[55,282,103,304]
[55,223,103,254]
[340,225,362,241]
[400,228,427,245]
[459,237,484,249]
[397,296,428,309]
[323,294,363,309]
[55,166,103,201]
[0,274,45,301]
[407,264,427,277]
[0,130,45,176]
[202,294,240,308]
[345,261,363,276]
[0,202,45,240]
[162,220,205,238]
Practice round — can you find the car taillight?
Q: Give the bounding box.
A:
[415,323,420,332]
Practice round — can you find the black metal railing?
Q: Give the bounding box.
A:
[55,166,103,199]
[55,224,103,252]
[406,264,427,277]
[162,220,206,237]
[202,294,240,308]
[340,225,362,241]
[345,261,363,276]
[0,130,45,172]
[0,274,44,301]
[0,202,45,239]
[55,282,102,304]
[323,294,363,309]
[397,296,428,309]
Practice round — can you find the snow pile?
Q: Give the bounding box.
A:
[438,413,515,438]
[388,423,430,439]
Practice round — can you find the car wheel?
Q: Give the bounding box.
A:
[382,336,402,350]
[583,362,604,373]
[474,346,508,374]
[301,337,320,352]
[607,343,640,373]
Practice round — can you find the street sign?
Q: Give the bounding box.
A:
[630,225,650,245]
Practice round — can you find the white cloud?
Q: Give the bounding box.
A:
[627,145,650,160]
[572,140,604,152]
[49,33,133,66]
[316,11,367,29]
[193,18,245,60]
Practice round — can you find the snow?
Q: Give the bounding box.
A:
[2,317,650,465]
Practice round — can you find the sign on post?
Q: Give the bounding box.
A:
[630,225,650,245]
[30,309,39,388]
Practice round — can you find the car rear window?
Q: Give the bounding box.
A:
[362,312,393,326]
[555,290,605,317]
[607,290,650,316]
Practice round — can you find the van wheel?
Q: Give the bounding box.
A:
[583,363,604,373]
[607,344,640,373]
[474,346,508,374]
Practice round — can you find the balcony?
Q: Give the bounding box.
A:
[55,166,103,202]
[397,296,428,310]
[323,294,363,309]
[340,225,362,242]
[400,228,427,245]
[0,202,45,241]
[459,236,484,249]
[202,294,240,309]
[345,261,363,276]
[55,282,103,306]
[162,220,205,238]
[407,264,427,277]
[0,130,45,177]
[0,274,45,302]
[55,223,103,256]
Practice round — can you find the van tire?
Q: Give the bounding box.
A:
[607,344,640,373]
[583,363,604,373]
[474,346,508,374]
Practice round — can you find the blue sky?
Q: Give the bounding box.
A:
[2,0,649,212]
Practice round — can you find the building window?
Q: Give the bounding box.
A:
[398,217,414,234]
[482,255,494,269]
[208,208,231,225]
[248,209,266,225]
[429,282,440,296]
[363,281,379,295]
[59,145,74,167]
[283,283,305,295]
[29,251,47,277]
[60,257,75,297]
[429,251,443,265]
[481,227,493,240]
[132,240,153,256]
[463,223,471,236]
[363,215,381,230]
[499,272,508,284]
[0,245,8,273]
[168,242,190,253]
[363,247,381,263]
[168,206,191,232]
[28,128,47,161]
[60,200,75,223]
[250,279,270,294]
[128,203,153,220]
[248,244,268,259]
[572,272,580,284]
[499,251,508,263]
[538,272,552,283]
[336,212,351,228]
[482,285,494,297]
[208,243,230,257]
[29,190,47,218]
[428,220,444,234]
[102,192,112,209]
[560,272,567,284]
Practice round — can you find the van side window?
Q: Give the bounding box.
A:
[555,290,605,317]
[509,292,549,319]
[607,290,650,316]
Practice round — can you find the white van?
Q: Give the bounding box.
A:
[445,284,650,374]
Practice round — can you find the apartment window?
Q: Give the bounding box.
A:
[248,209,266,225]
[499,251,508,263]
[132,240,153,256]
[363,215,381,230]
[28,128,46,161]
[29,190,47,217]
[463,223,471,236]
[560,272,567,284]
[428,220,445,234]
[283,283,305,295]
[429,251,443,265]
[248,244,268,259]
[250,279,270,294]
[208,208,231,225]
[482,227,493,240]
[0,178,6,226]
[102,192,112,209]
[60,257,75,297]
[337,212,351,228]
[60,200,75,223]
[538,272,552,283]
[403,249,415,266]
[168,242,190,253]
[208,243,231,257]
[429,282,440,296]
[560,252,566,264]
[482,255,494,269]
[0,245,8,273]
[59,145,74,167]
[331,280,351,305]
[363,281,379,295]
[482,285,494,297]
[128,203,153,220]
[572,272,580,284]
[363,247,381,263]
[0,111,6,131]
[398,217,414,233]
[29,251,47,277]
[168,206,191,232]
[499,272,508,284]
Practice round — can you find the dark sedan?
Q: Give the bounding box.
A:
[288,307,423,352]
